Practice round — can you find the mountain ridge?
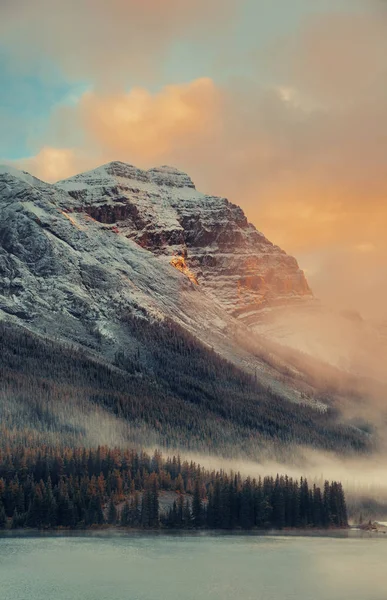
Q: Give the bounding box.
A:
[0,162,313,406]
[0,160,380,458]
[55,160,312,318]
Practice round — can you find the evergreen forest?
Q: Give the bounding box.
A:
[0,319,370,461]
[0,446,348,531]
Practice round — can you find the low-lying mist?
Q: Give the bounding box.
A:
[239,302,387,442]
[159,446,387,522]
[233,304,387,520]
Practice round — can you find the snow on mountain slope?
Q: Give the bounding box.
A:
[4,160,384,419]
[56,161,312,319]
[0,164,322,408]
[55,160,383,386]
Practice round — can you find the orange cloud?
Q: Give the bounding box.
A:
[16,77,222,178]
[77,78,222,161]
[16,147,92,183]
[12,7,387,318]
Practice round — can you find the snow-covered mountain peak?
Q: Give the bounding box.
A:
[147,165,195,189]
[0,165,45,189]
[0,160,312,323]
[57,161,195,193]
[54,160,311,318]
[0,164,27,178]
[0,166,58,213]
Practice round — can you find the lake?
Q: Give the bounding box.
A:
[0,532,386,600]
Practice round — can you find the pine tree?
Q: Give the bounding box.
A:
[86,495,104,525]
[0,501,7,529]
[272,475,285,529]
[169,500,178,528]
[228,479,238,529]
[56,486,75,528]
[220,479,231,529]
[107,500,117,525]
[339,483,348,527]
[183,500,192,528]
[177,493,185,527]
[120,501,130,526]
[130,493,140,526]
[323,480,332,528]
[43,477,57,528]
[299,478,310,527]
[212,479,222,529]
[141,491,151,528]
[206,486,214,528]
[192,479,203,528]
[240,477,254,529]
[27,483,45,528]
[150,475,159,528]
[312,485,323,528]
[175,474,184,493]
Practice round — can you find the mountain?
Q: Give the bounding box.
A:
[0,162,375,457]
[56,161,312,318]
[0,161,311,392]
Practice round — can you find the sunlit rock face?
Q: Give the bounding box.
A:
[3,161,385,405]
[57,161,312,320]
[0,162,315,406]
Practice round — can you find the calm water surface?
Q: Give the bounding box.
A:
[0,532,386,600]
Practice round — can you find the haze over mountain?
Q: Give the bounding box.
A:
[1,160,386,466]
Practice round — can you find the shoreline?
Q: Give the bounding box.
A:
[0,526,382,540]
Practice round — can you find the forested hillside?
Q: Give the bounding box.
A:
[0,319,370,459]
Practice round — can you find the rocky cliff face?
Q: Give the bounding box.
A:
[2,160,385,409]
[0,161,320,407]
[0,163,380,458]
[56,161,311,320]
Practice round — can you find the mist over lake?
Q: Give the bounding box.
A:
[0,533,386,600]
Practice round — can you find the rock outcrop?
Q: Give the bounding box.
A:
[57,161,312,320]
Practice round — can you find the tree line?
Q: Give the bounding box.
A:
[0,446,348,530]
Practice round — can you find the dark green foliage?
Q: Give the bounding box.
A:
[0,446,348,530]
[192,479,203,527]
[86,495,104,526]
[0,500,6,528]
[107,500,117,525]
[141,480,159,529]
[120,501,130,527]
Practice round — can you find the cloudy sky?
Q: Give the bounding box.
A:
[1,0,386,318]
